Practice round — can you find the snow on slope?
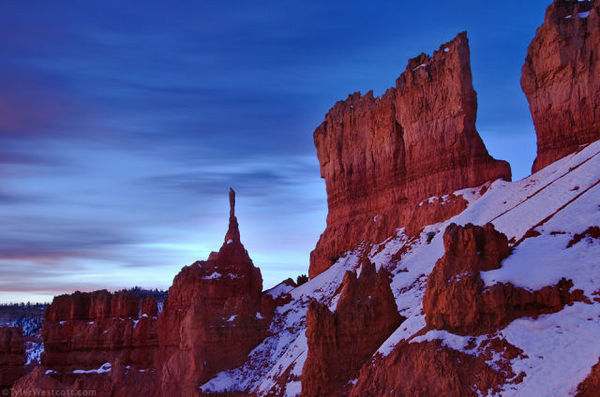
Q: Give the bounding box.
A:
[200,140,600,396]
[408,140,600,396]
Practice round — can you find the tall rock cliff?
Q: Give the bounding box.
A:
[310,32,511,278]
[522,0,600,172]
[158,188,267,396]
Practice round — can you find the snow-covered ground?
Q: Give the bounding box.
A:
[200,140,600,396]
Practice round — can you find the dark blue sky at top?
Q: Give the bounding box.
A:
[0,0,548,302]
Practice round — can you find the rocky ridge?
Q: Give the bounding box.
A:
[42,289,159,372]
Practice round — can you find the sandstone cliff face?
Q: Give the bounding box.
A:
[158,189,268,396]
[301,261,403,397]
[423,223,584,335]
[42,289,159,371]
[310,32,511,278]
[0,326,26,392]
[522,0,600,172]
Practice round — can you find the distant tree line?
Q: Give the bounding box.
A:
[119,286,168,301]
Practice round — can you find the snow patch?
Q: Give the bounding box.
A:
[203,272,222,280]
[265,282,294,299]
[285,380,301,396]
[25,341,43,365]
[73,362,112,374]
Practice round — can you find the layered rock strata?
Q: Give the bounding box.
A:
[42,290,159,371]
[310,32,511,278]
[522,0,600,172]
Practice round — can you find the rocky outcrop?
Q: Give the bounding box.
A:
[424,223,585,334]
[577,357,600,396]
[42,289,159,371]
[349,339,521,397]
[567,225,600,248]
[310,32,511,278]
[301,261,403,397]
[0,326,26,392]
[522,0,600,172]
[13,364,160,397]
[158,189,267,396]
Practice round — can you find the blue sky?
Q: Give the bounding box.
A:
[0,0,548,302]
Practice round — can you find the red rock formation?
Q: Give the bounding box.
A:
[18,189,270,396]
[349,339,518,397]
[301,261,403,397]
[310,32,511,278]
[42,289,159,371]
[0,326,26,392]
[576,357,600,396]
[567,225,600,248]
[522,0,600,173]
[158,188,267,396]
[423,223,584,334]
[141,296,158,317]
[13,364,160,397]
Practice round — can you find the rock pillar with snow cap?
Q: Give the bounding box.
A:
[157,188,266,395]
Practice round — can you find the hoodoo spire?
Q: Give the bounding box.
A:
[225,188,241,243]
[229,188,235,218]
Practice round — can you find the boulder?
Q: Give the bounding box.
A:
[423,223,584,334]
